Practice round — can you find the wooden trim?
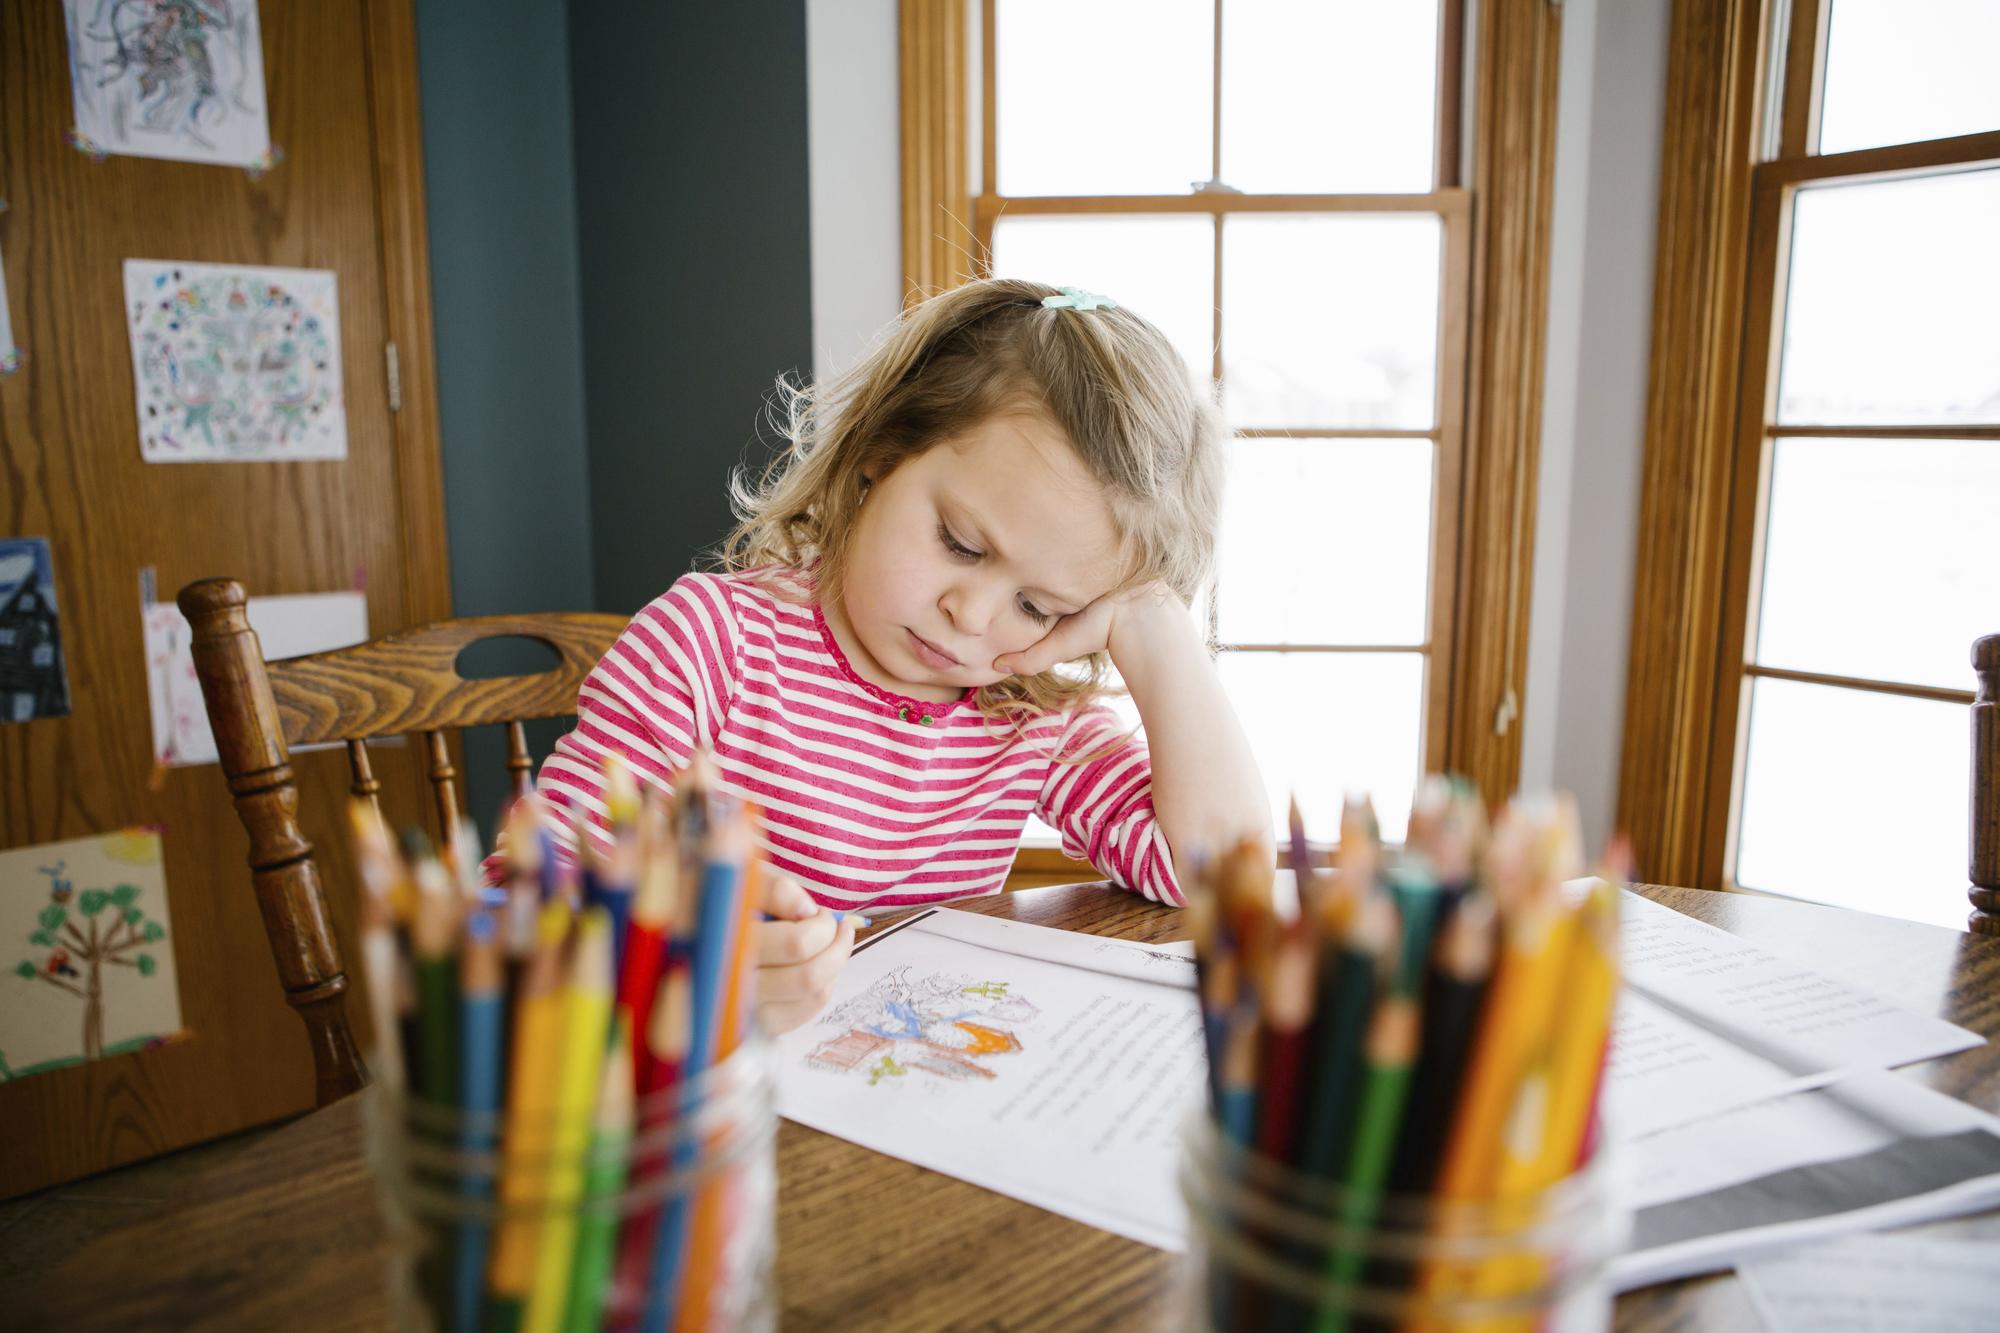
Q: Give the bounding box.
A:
[362,0,453,628]
[1004,844,1099,890]
[899,0,973,302]
[980,0,995,198]
[1614,0,1768,889]
[1221,644,1429,655]
[975,189,1472,221]
[1437,0,1465,190]
[1766,424,2000,439]
[1211,0,1224,186]
[1428,203,1472,774]
[1235,427,1438,440]
[1743,664,1976,707]
[1755,128,2000,188]
[1775,0,1824,159]
[1440,0,1564,804]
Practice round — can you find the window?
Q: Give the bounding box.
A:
[975,0,1470,843]
[1720,0,2000,928]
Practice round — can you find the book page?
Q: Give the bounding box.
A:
[773,910,1205,1250]
[1737,1234,2000,1333]
[1618,891,1979,1075]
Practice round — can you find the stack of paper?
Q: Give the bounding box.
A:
[1603,892,1993,1288]
[771,894,1996,1285]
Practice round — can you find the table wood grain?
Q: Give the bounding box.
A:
[5,883,1995,1331]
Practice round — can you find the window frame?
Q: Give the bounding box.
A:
[1621,0,2000,892]
[897,0,1564,876]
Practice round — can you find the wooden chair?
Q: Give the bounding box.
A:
[177,577,629,1104]
[1974,633,2000,937]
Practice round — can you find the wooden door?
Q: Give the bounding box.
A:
[0,0,449,1197]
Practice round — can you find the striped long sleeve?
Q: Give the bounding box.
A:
[527,570,1182,909]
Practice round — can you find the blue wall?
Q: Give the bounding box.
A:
[569,2,815,613]
[417,0,814,823]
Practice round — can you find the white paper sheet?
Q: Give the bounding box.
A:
[1611,1070,2000,1290]
[0,235,18,375]
[774,909,1206,1250]
[1601,890,1981,1136]
[143,591,368,767]
[1736,1234,2000,1333]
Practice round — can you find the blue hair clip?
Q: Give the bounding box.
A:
[1041,286,1118,311]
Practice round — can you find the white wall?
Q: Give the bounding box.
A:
[804,0,1673,851]
[1519,0,1672,852]
[805,0,903,384]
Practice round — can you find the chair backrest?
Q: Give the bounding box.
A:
[1974,633,1999,937]
[177,577,629,1103]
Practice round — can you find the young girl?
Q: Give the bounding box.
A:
[532,277,1270,1032]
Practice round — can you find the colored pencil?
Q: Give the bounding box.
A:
[410,850,462,1106]
[1317,994,1421,1333]
[524,909,616,1333]
[487,901,572,1332]
[562,1015,635,1333]
[454,909,505,1333]
[349,800,408,1093]
[1298,891,1398,1180]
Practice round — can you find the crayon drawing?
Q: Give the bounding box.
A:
[124,259,347,463]
[804,967,1039,1086]
[3,829,184,1083]
[0,538,71,723]
[63,0,272,168]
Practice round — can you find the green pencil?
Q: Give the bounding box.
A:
[564,1013,635,1332]
[1315,995,1421,1333]
[410,852,462,1106]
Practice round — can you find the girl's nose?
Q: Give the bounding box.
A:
[939,583,997,638]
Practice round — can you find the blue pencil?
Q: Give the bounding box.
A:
[453,910,504,1333]
[640,800,751,1332]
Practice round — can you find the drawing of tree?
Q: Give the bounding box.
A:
[13,863,167,1060]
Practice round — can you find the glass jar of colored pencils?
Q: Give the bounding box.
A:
[1179,1109,1626,1332]
[366,1032,778,1333]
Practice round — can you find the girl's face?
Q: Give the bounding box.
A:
[828,410,1125,703]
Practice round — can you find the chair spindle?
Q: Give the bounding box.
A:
[506,719,535,799]
[425,730,462,850]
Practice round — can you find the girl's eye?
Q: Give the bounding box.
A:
[937,521,981,562]
[1017,597,1050,626]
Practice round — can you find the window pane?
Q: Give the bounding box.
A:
[1818,0,2000,156]
[1220,0,1438,193]
[1755,438,2000,690]
[1735,677,1968,931]
[995,0,1212,196]
[1222,214,1441,429]
[1775,170,2000,426]
[989,214,1216,391]
[1217,438,1432,645]
[1217,651,1425,844]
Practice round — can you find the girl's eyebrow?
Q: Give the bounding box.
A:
[946,498,1088,611]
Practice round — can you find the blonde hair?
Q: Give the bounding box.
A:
[721,277,1225,725]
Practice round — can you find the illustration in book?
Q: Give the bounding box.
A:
[803,966,1041,1087]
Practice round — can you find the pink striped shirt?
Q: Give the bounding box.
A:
[532,570,1181,909]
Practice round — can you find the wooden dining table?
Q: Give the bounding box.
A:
[4,881,1996,1331]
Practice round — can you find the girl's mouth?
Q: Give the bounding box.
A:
[906,628,961,670]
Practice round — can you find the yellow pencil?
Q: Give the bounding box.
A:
[523,908,616,1333]
[488,901,572,1329]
